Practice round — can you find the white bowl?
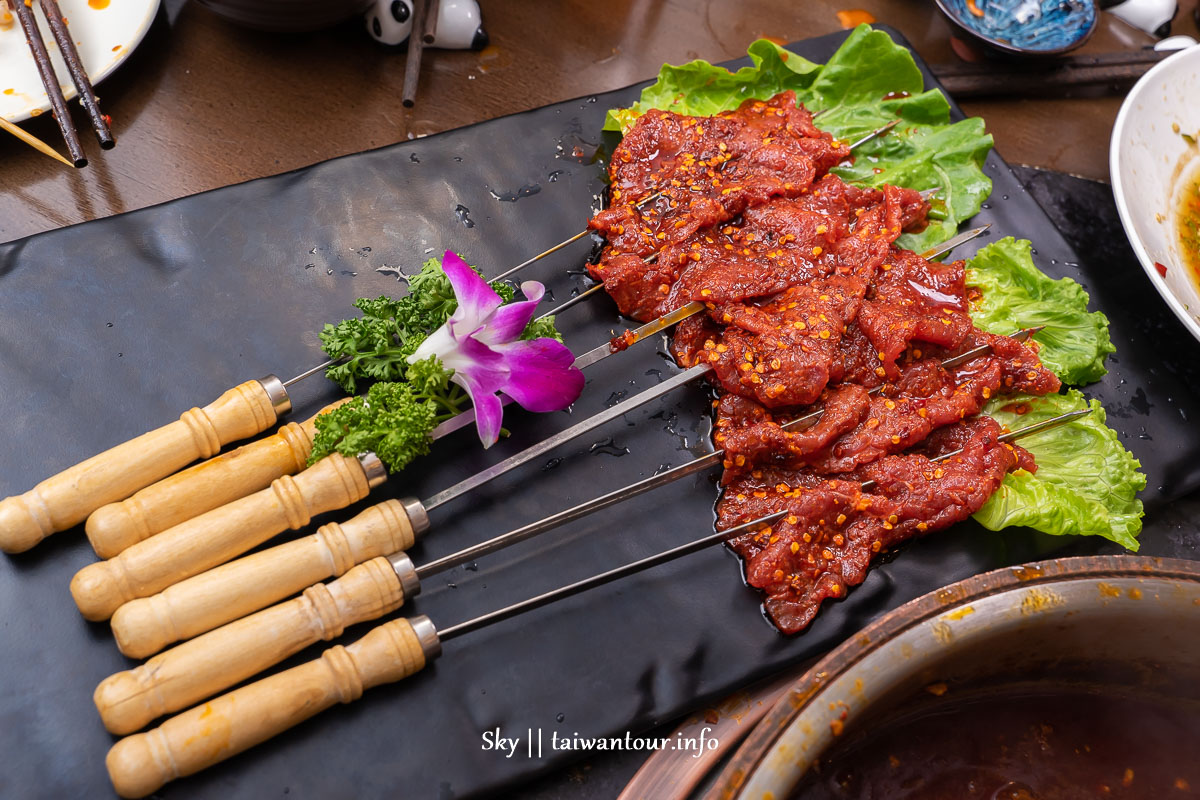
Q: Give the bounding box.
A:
[0,0,160,124]
[1111,45,1200,343]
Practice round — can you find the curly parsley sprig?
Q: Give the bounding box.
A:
[318,257,523,394]
[310,255,566,473]
[308,356,466,471]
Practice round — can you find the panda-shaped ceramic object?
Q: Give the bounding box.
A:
[367,0,488,49]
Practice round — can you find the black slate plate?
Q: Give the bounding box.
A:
[1,27,1198,800]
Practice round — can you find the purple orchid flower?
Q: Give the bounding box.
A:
[408,251,585,447]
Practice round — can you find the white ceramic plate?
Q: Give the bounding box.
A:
[0,0,159,123]
[1110,45,1200,344]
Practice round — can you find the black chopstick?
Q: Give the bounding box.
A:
[402,0,429,108]
[423,0,440,44]
[38,0,115,149]
[9,0,87,167]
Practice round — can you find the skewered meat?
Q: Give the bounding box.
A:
[714,336,1059,480]
[587,91,1058,635]
[676,277,866,406]
[717,417,1033,633]
[593,176,928,321]
[589,92,851,257]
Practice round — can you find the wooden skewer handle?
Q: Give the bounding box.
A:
[111,497,426,658]
[106,615,439,799]
[86,400,350,559]
[70,452,385,621]
[0,377,289,554]
[96,554,419,735]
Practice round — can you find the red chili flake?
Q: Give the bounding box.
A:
[607,328,637,353]
[1154,262,1168,277]
[101,113,112,127]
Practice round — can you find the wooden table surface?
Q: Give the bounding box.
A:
[2,0,1198,244]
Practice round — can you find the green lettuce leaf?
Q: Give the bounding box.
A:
[603,40,822,131]
[972,390,1145,551]
[966,237,1115,384]
[603,25,993,251]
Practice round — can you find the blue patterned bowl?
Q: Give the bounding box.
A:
[935,0,1098,56]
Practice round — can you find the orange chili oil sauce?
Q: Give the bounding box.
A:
[1178,161,1200,289]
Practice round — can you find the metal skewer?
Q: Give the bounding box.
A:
[100,405,1091,788]
[102,510,786,798]
[541,185,960,321]
[279,193,669,387]
[520,121,897,310]
[491,192,663,283]
[859,407,1092,491]
[423,328,1044,575]
[848,118,899,148]
[281,360,335,388]
[563,223,991,367]
[82,210,989,561]
[442,223,989,439]
[435,511,786,638]
[281,120,902,386]
[67,123,960,560]
[99,498,784,731]
[70,361,712,621]
[439,411,1092,636]
[40,188,677,556]
[105,319,1042,662]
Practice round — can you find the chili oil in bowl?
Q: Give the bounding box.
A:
[1111,44,1200,345]
[711,556,1200,799]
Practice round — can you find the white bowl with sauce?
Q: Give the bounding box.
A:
[1111,44,1200,344]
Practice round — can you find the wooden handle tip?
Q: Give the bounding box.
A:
[0,495,51,553]
[86,504,145,559]
[95,671,159,736]
[70,561,128,621]
[110,599,170,659]
[107,733,170,799]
